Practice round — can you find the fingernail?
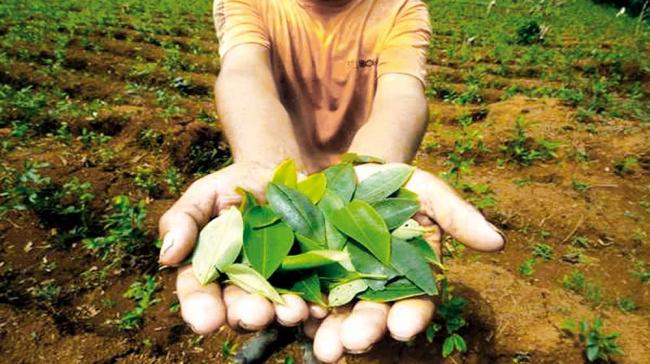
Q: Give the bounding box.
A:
[159,232,175,262]
[488,223,507,247]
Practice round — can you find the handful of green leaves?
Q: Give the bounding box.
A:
[192,157,443,307]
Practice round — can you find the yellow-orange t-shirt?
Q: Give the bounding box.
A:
[213,0,431,165]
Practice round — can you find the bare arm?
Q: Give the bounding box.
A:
[347,74,428,163]
[215,44,302,166]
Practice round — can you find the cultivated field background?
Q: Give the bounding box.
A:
[0,0,648,363]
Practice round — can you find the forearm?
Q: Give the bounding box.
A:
[215,49,302,167]
[348,76,428,163]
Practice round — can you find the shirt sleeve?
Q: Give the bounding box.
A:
[213,0,270,59]
[376,1,432,86]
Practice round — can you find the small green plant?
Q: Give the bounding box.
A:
[442,128,487,183]
[29,279,61,303]
[631,261,649,283]
[119,275,160,330]
[516,20,542,45]
[500,117,558,166]
[426,280,468,357]
[83,195,148,264]
[519,258,536,277]
[640,200,650,214]
[221,339,239,357]
[613,157,638,176]
[532,243,553,261]
[78,128,111,148]
[572,179,590,193]
[561,318,623,362]
[137,128,164,150]
[572,235,590,248]
[133,166,162,197]
[561,271,602,305]
[164,167,183,195]
[616,297,638,313]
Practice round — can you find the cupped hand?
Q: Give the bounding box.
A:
[309,163,505,363]
[158,162,318,334]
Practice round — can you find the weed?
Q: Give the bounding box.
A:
[29,279,61,303]
[133,166,162,198]
[616,297,638,313]
[532,243,553,261]
[137,128,164,150]
[119,275,160,330]
[164,167,183,195]
[500,117,558,166]
[640,200,650,214]
[83,195,148,264]
[573,236,590,248]
[519,258,536,277]
[562,271,602,305]
[561,318,623,362]
[572,179,590,193]
[631,261,649,283]
[516,20,543,45]
[222,340,238,357]
[426,280,468,357]
[78,128,111,148]
[613,157,638,176]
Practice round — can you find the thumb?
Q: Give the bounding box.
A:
[158,174,223,265]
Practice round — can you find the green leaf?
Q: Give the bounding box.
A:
[395,188,418,200]
[391,237,437,295]
[271,159,298,188]
[318,190,347,250]
[244,221,294,278]
[245,206,279,228]
[281,250,353,271]
[359,278,424,302]
[452,333,467,352]
[411,237,443,268]
[328,279,368,307]
[296,233,326,251]
[392,219,425,240]
[323,163,356,202]
[354,165,414,203]
[347,242,398,291]
[586,344,600,362]
[373,198,420,229]
[340,153,385,165]
[291,273,326,306]
[442,336,455,357]
[266,183,326,243]
[236,187,259,215]
[297,172,327,203]
[223,263,284,304]
[192,206,244,285]
[330,200,391,264]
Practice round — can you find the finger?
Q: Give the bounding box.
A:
[387,296,435,341]
[176,265,226,334]
[223,284,247,328]
[340,301,390,353]
[158,175,221,264]
[309,303,329,319]
[313,307,351,363]
[229,291,275,331]
[274,294,309,327]
[303,316,323,339]
[408,169,505,252]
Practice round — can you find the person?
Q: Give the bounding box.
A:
[158,0,505,362]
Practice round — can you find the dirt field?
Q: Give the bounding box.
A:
[0,0,648,363]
